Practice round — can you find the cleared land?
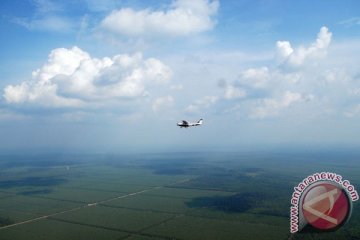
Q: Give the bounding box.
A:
[0,152,358,239]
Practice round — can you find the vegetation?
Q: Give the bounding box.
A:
[0,151,358,239]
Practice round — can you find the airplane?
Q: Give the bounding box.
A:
[177,119,203,128]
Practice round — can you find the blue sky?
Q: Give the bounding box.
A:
[0,0,360,153]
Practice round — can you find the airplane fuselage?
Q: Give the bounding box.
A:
[177,119,203,128]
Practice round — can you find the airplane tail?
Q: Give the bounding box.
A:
[197,119,203,124]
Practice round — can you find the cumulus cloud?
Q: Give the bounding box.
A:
[250,91,313,119]
[210,26,336,119]
[322,68,351,83]
[276,26,332,67]
[219,66,299,105]
[239,66,270,88]
[237,27,332,90]
[174,26,356,122]
[100,0,219,37]
[186,96,218,113]
[3,47,172,108]
[218,79,246,100]
[152,95,174,112]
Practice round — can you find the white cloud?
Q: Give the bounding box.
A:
[224,86,246,99]
[322,68,351,83]
[3,47,172,108]
[12,16,75,33]
[185,95,218,113]
[239,66,270,88]
[4,81,83,108]
[250,91,312,119]
[217,79,247,101]
[10,1,76,33]
[276,26,332,67]
[338,17,360,27]
[34,0,63,13]
[210,26,342,120]
[100,0,219,37]
[276,41,293,60]
[152,95,174,112]
[235,66,301,90]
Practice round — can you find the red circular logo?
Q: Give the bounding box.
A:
[302,182,351,231]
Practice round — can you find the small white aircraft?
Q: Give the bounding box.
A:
[177,119,203,128]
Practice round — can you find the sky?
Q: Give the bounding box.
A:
[0,0,360,153]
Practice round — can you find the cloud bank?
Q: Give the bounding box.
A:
[186,96,218,113]
[4,47,172,108]
[188,26,334,119]
[101,0,219,36]
[250,91,313,119]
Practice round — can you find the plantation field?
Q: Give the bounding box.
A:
[0,151,358,239]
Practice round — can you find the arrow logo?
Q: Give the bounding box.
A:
[303,188,338,224]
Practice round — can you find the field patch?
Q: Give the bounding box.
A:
[0,209,39,226]
[102,195,189,214]
[143,215,288,240]
[52,205,174,232]
[72,182,151,194]
[0,195,82,215]
[143,187,233,199]
[34,188,128,203]
[0,218,129,240]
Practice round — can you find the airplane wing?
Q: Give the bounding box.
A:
[182,120,189,125]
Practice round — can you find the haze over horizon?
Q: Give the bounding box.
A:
[1,0,360,153]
